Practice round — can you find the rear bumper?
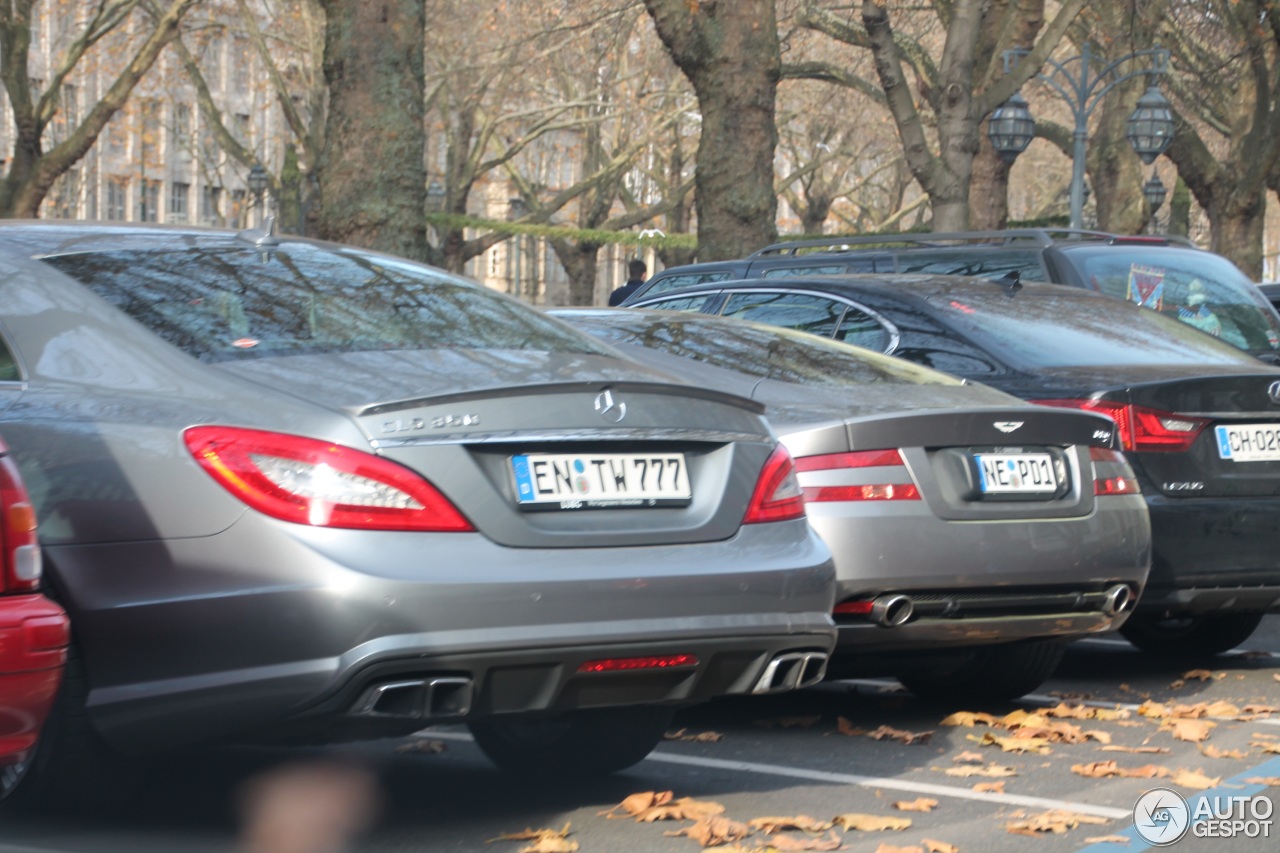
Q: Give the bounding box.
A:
[51,517,836,753]
[0,594,69,765]
[1141,495,1280,615]
[833,608,1130,655]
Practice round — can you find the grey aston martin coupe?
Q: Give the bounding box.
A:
[553,308,1153,700]
[0,223,835,803]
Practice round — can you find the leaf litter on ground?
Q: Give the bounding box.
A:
[488,823,578,853]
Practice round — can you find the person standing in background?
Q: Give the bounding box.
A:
[608,259,647,306]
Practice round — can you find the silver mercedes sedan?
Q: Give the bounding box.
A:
[553,308,1153,701]
[0,223,835,805]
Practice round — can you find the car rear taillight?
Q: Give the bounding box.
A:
[184,426,475,532]
[1036,399,1209,453]
[0,440,41,593]
[1089,447,1140,496]
[742,445,807,524]
[576,654,699,673]
[793,449,921,502]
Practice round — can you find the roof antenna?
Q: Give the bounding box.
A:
[235,212,280,256]
[998,270,1022,293]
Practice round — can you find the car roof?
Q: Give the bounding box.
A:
[629,271,1114,305]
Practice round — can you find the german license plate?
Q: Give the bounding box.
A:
[976,452,1058,494]
[1215,424,1280,461]
[510,452,691,509]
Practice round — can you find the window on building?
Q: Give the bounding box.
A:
[233,113,251,147]
[139,99,162,162]
[172,103,192,161]
[106,179,128,221]
[229,189,247,228]
[169,182,189,222]
[205,38,223,88]
[138,178,160,222]
[201,186,222,225]
[233,38,251,90]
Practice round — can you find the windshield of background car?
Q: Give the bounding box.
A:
[1063,245,1280,352]
[930,290,1261,368]
[578,313,966,388]
[41,245,613,362]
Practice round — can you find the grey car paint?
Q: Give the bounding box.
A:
[0,225,836,756]
[552,309,1152,661]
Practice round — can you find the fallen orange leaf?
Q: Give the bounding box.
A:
[832,813,912,832]
[940,711,997,727]
[489,823,578,853]
[1163,718,1215,743]
[1244,776,1280,786]
[664,728,725,743]
[1200,744,1249,759]
[942,762,1017,778]
[922,841,958,853]
[837,716,867,736]
[395,738,446,754]
[1005,809,1109,836]
[973,781,1005,793]
[892,797,938,812]
[868,725,934,745]
[1084,835,1131,844]
[1100,745,1170,754]
[747,815,832,834]
[664,815,750,847]
[763,830,844,851]
[953,750,985,764]
[1171,768,1221,789]
[1071,760,1168,779]
[969,732,1052,754]
[873,845,923,853]
[1252,740,1280,754]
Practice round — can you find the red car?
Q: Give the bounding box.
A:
[0,437,68,802]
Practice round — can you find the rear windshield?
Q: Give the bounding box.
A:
[574,312,966,388]
[895,249,1048,281]
[1063,246,1280,352]
[42,245,610,362]
[931,290,1261,368]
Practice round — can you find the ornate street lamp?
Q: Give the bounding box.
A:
[987,92,1035,164]
[1126,87,1176,164]
[991,45,1173,230]
[1142,170,1167,233]
[247,164,269,227]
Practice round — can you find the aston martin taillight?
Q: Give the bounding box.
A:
[1036,399,1209,453]
[742,445,806,524]
[184,426,474,532]
[793,449,921,502]
[1090,447,1140,496]
[0,439,41,593]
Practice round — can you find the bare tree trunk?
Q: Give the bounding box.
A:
[316,0,426,260]
[968,138,1011,229]
[1209,190,1266,279]
[643,0,780,260]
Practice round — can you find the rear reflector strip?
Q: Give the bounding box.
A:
[577,654,699,674]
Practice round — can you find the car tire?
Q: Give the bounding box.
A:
[468,705,675,777]
[1120,612,1266,657]
[896,639,1067,703]
[1,642,132,813]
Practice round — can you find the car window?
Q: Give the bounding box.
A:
[643,271,735,296]
[760,265,846,277]
[41,245,612,363]
[577,314,964,388]
[1062,247,1280,352]
[835,308,892,352]
[929,290,1261,368]
[636,293,720,313]
[895,249,1049,282]
[0,334,18,381]
[721,292,847,337]
[892,334,1004,376]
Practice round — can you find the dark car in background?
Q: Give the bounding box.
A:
[0,437,69,803]
[0,222,838,804]
[632,275,1280,656]
[551,308,1151,700]
[624,230,1280,361]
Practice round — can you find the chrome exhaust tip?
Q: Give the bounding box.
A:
[352,676,473,719]
[870,594,914,627]
[751,651,830,694]
[1102,584,1134,616]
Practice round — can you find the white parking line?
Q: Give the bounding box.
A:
[424,730,1129,819]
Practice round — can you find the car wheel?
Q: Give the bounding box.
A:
[1,642,129,813]
[896,639,1067,703]
[468,705,675,776]
[1120,612,1266,657]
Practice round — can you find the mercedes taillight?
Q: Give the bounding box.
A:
[184,426,475,532]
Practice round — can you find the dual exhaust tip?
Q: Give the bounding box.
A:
[751,650,829,694]
[849,583,1135,628]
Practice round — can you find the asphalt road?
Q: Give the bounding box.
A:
[2,619,1278,853]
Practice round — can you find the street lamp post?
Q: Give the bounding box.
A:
[247,164,269,227]
[988,44,1175,230]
